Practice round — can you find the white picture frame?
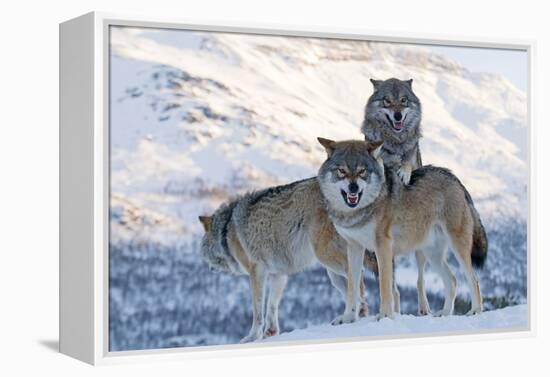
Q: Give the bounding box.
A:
[59,11,535,365]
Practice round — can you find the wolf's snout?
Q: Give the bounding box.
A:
[394,111,403,121]
[391,111,405,132]
[340,187,363,208]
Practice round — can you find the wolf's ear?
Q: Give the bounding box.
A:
[317,137,337,157]
[198,216,213,232]
[370,79,382,90]
[405,79,413,88]
[365,140,383,159]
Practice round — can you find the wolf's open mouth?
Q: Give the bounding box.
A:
[392,121,403,131]
[385,114,405,132]
[341,190,362,208]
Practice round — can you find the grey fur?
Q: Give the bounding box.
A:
[362,78,422,170]
[199,200,241,274]
[231,177,319,274]
[318,141,386,227]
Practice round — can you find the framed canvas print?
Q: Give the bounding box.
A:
[59,12,533,365]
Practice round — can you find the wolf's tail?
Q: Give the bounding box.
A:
[470,203,488,269]
[463,188,488,269]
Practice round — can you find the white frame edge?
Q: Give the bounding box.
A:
[59,12,96,364]
[59,11,536,366]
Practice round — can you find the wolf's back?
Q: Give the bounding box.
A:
[409,165,488,269]
[231,178,317,252]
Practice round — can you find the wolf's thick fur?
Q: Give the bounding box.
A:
[317,139,488,324]
[199,178,377,342]
[362,78,422,182]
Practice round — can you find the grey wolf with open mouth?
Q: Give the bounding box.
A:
[362,78,422,184]
[317,138,488,324]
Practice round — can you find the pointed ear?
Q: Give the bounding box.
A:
[370,78,382,90]
[317,137,336,157]
[405,79,413,88]
[198,216,213,232]
[365,140,384,159]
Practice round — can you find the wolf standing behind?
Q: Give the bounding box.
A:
[317,138,488,324]
[198,178,377,343]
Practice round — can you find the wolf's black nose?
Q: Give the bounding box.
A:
[349,182,359,193]
[394,112,403,121]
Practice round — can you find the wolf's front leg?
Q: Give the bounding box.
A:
[332,242,364,325]
[397,163,412,185]
[328,269,368,319]
[375,237,394,320]
[240,265,267,343]
[264,274,288,338]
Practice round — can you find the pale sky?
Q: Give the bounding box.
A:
[426,45,528,92]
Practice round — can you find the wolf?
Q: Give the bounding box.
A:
[362,78,429,315]
[362,78,422,184]
[317,138,488,324]
[198,178,379,343]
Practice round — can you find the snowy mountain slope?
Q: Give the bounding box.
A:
[262,304,528,344]
[109,26,527,245]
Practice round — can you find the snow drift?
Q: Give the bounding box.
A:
[262,304,528,344]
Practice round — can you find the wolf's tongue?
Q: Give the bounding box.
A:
[348,194,358,204]
[394,121,403,130]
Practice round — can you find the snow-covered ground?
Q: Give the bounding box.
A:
[263,305,528,343]
[108,26,529,351]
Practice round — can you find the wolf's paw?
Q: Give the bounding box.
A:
[263,326,279,338]
[240,330,263,343]
[375,311,395,321]
[417,307,431,316]
[358,304,369,318]
[331,312,358,326]
[466,307,482,316]
[393,303,401,315]
[433,308,453,317]
[397,166,412,185]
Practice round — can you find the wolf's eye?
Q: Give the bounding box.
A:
[336,168,347,178]
[400,97,408,105]
[383,98,391,107]
[357,169,367,178]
